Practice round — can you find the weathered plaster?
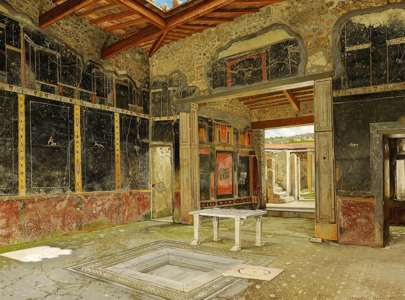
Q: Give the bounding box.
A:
[1,0,149,86]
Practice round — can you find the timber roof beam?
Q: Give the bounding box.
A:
[40,0,286,58]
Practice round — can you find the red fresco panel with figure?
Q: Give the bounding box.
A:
[220,125,227,143]
[217,153,233,195]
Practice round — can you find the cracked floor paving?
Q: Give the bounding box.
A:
[0,217,404,300]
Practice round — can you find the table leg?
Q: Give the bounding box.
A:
[255,215,264,247]
[191,214,201,245]
[230,217,242,251]
[213,217,221,241]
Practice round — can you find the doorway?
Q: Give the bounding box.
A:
[151,144,174,222]
[371,126,405,247]
[265,125,315,216]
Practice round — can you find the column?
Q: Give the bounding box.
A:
[180,112,192,224]
[307,152,312,193]
[190,103,199,211]
[290,153,297,200]
[314,78,337,241]
[286,150,291,196]
[311,152,316,192]
[252,129,266,208]
[297,157,301,200]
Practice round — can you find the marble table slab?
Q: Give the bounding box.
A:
[189,208,267,251]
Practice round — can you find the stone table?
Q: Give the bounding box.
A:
[189,208,267,251]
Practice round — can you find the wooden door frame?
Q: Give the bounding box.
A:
[150,142,175,222]
[370,123,405,247]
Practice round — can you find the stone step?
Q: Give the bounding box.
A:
[266,201,316,213]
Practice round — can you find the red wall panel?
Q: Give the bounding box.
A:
[339,200,375,245]
[0,202,19,244]
[25,197,76,241]
[82,194,118,228]
[217,153,233,195]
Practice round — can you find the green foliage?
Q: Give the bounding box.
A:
[284,139,314,144]
[84,220,107,230]
[174,210,181,223]
[158,208,171,219]
[143,212,151,220]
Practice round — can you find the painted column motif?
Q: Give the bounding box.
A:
[180,112,192,223]
[74,105,82,193]
[18,94,25,196]
[115,113,121,190]
[190,103,199,211]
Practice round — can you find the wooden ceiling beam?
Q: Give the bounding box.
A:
[89,11,135,24]
[208,9,260,16]
[249,102,289,110]
[102,26,163,59]
[283,89,300,111]
[296,96,314,101]
[166,0,236,29]
[149,31,168,57]
[252,115,314,129]
[138,39,157,46]
[118,31,137,39]
[232,0,285,5]
[243,97,285,106]
[190,17,233,24]
[246,98,287,107]
[77,3,121,18]
[167,31,190,37]
[113,0,166,29]
[172,28,204,34]
[239,92,284,102]
[39,0,99,28]
[292,86,314,93]
[293,91,314,97]
[104,18,146,32]
[181,24,216,29]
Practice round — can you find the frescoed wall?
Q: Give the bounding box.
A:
[0,4,153,246]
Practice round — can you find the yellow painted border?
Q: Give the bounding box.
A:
[18,94,25,196]
[74,105,82,193]
[115,113,121,190]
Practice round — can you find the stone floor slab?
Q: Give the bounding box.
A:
[223,264,284,281]
[0,246,72,262]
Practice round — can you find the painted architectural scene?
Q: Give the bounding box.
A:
[1,0,405,299]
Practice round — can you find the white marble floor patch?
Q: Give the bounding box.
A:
[0,246,72,262]
[223,264,284,281]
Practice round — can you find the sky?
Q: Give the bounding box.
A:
[265,125,314,139]
[156,0,172,9]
